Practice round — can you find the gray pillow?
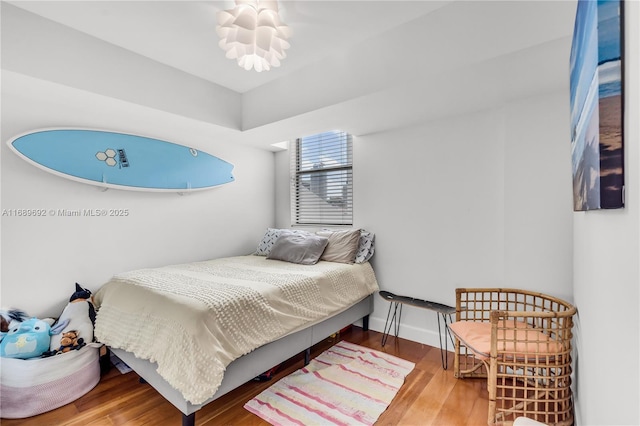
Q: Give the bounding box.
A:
[267,233,329,265]
[316,229,361,264]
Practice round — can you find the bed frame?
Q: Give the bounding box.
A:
[110,294,373,426]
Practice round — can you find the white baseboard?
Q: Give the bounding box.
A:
[367,315,454,353]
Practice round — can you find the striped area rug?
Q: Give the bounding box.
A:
[244,341,415,426]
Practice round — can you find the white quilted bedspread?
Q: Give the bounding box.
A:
[93,255,379,404]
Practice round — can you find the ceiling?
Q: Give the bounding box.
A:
[9,1,451,93]
[4,1,578,151]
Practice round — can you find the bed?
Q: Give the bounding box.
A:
[93,229,378,425]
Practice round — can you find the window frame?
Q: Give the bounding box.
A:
[291,131,353,226]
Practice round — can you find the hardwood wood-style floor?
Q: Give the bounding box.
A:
[1,328,489,425]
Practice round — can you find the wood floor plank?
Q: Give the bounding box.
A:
[0,328,490,425]
[376,369,433,425]
[396,368,457,425]
[433,376,486,425]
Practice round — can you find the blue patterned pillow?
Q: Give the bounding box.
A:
[255,228,281,256]
[354,230,375,263]
[255,228,311,256]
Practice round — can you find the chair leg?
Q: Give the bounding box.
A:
[453,336,460,378]
[438,313,453,370]
[488,356,498,426]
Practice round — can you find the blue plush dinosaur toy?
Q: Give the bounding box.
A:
[0,317,69,359]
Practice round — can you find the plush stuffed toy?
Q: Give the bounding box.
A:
[0,309,30,343]
[0,309,29,333]
[42,330,86,357]
[0,317,69,359]
[49,283,96,352]
[58,330,85,352]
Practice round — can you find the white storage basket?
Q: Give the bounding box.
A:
[0,343,101,419]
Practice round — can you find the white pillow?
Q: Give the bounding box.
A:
[319,229,375,263]
[316,229,361,264]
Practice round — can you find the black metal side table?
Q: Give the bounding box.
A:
[378,290,456,370]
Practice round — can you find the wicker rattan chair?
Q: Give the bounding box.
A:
[449,288,576,426]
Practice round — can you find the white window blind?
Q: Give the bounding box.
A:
[291,131,353,225]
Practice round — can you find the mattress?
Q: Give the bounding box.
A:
[93,255,379,404]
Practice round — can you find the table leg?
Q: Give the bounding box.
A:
[381,302,402,346]
[437,313,454,370]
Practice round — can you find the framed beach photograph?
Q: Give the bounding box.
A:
[570,0,624,211]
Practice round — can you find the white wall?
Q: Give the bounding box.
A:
[0,72,274,318]
[504,93,575,303]
[275,90,574,348]
[573,2,640,424]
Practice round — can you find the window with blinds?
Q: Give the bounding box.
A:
[291,130,353,225]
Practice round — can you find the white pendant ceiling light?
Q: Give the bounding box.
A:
[216,0,291,72]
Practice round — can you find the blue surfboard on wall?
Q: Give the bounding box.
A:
[7,129,235,192]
